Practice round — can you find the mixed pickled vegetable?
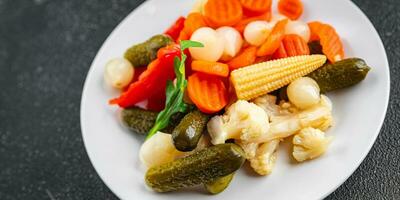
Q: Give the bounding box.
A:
[103,0,371,194]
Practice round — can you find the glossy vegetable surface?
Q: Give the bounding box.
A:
[172,110,210,151]
[145,144,245,192]
[308,58,371,93]
[204,173,235,194]
[187,72,229,114]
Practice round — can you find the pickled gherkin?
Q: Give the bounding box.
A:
[124,34,173,67]
[204,173,234,194]
[122,107,158,135]
[172,110,210,152]
[308,58,371,93]
[145,144,245,192]
[122,107,185,135]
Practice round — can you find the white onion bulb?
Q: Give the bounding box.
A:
[104,58,134,89]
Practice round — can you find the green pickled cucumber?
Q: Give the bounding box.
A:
[204,173,234,194]
[122,107,185,135]
[172,110,210,152]
[145,143,246,192]
[308,58,371,93]
[124,34,173,67]
[122,107,158,135]
[308,41,323,55]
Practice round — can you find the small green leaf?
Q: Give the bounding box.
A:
[180,40,204,51]
[146,40,203,140]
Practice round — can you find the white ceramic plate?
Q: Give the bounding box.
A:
[81,0,390,199]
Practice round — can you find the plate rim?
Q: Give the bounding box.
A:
[80,0,391,199]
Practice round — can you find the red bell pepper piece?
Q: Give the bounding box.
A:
[109,44,181,108]
[164,17,186,41]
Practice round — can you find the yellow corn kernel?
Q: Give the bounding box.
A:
[230,55,327,100]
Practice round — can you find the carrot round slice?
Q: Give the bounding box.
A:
[278,0,303,20]
[187,72,228,114]
[191,60,229,77]
[272,34,310,59]
[257,19,289,57]
[183,12,207,36]
[204,0,243,28]
[240,0,272,16]
[308,21,324,41]
[228,46,257,70]
[308,21,345,62]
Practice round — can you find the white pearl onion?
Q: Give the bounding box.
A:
[216,26,243,61]
[244,21,274,46]
[287,77,321,109]
[285,20,311,42]
[104,58,134,89]
[189,27,225,62]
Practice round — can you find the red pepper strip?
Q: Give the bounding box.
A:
[164,17,186,41]
[109,44,181,108]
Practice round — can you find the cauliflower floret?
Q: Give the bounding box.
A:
[248,116,302,143]
[139,132,186,168]
[236,141,259,159]
[298,95,333,131]
[252,94,283,117]
[249,140,280,175]
[292,127,333,162]
[207,100,270,144]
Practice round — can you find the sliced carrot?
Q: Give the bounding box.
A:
[278,0,303,20]
[240,0,272,16]
[257,19,289,57]
[183,12,207,36]
[273,34,310,59]
[308,21,345,62]
[191,60,229,77]
[233,12,272,33]
[204,0,243,27]
[272,43,288,59]
[228,46,257,70]
[187,72,228,114]
[254,55,271,64]
[308,21,324,41]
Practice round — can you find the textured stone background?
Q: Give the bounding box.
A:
[0,0,398,199]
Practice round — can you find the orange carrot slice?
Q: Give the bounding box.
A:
[273,34,310,59]
[278,0,303,20]
[308,21,345,62]
[183,12,207,36]
[240,0,272,16]
[308,21,324,41]
[233,12,272,33]
[191,60,230,77]
[228,46,258,70]
[187,72,228,114]
[204,0,243,27]
[272,43,288,59]
[257,19,289,57]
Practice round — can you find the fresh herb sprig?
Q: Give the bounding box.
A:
[146,40,204,140]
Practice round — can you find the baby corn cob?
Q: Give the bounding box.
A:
[231,55,327,100]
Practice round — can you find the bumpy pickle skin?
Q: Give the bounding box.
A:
[122,107,158,135]
[145,143,245,192]
[308,58,371,93]
[124,34,173,67]
[122,107,185,135]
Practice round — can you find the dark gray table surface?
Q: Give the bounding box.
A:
[0,0,399,199]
